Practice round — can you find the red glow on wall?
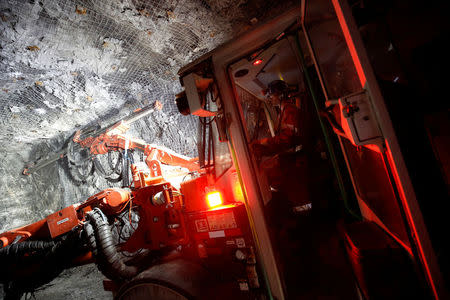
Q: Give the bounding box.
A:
[332,0,367,87]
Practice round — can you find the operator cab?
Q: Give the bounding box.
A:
[178,24,360,299]
[176,1,445,299]
[230,30,358,299]
[230,36,315,213]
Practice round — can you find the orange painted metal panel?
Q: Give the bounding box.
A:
[46,205,78,238]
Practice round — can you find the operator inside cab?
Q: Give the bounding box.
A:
[250,79,312,215]
[251,80,300,158]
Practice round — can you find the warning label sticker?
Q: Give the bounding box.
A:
[56,217,69,225]
[195,219,209,232]
[207,211,237,231]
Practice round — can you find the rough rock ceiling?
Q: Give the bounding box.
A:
[1,0,246,151]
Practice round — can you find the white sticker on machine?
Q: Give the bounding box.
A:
[56,217,69,225]
[239,281,249,291]
[208,230,225,238]
[195,219,209,232]
[235,237,246,248]
[226,239,236,246]
[207,211,237,231]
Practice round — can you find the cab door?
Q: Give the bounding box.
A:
[301,0,446,298]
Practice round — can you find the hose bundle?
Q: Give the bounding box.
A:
[85,208,138,281]
[0,240,55,258]
[0,208,139,298]
[1,227,85,299]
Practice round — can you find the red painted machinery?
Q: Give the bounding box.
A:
[1,133,258,299]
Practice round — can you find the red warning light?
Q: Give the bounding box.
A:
[252,59,263,66]
[206,191,223,208]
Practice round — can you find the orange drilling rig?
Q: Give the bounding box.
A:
[1,125,256,299]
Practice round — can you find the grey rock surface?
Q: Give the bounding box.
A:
[30,264,112,300]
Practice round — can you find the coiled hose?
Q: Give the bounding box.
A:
[0,240,55,258]
[86,208,138,281]
[1,227,85,299]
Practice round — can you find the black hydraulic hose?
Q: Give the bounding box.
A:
[0,227,83,264]
[2,226,86,298]
[83,222,98,256]
[86,208,138,281]
[122,153,130,187]
[108,150,123,175]
[93,156,123,183]
[94,156,115,177]
[0,240,55,257]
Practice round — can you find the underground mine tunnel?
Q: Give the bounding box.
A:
[0,0,449,299]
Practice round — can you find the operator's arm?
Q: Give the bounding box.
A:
[252,103,299,156]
